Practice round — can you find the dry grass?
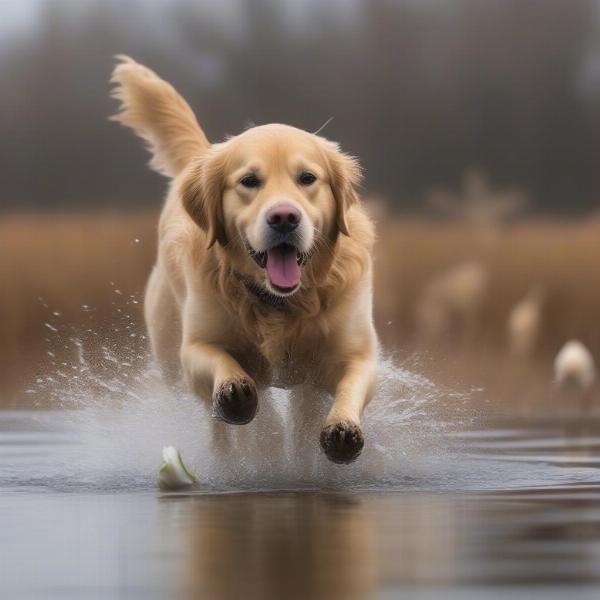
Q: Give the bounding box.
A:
[374,216,600,355]
[0,212,157,405]
[2,211,600,407]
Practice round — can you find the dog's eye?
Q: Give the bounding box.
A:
[240,174,261,188]
[298,172,317,186]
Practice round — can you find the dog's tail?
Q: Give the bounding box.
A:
[110,55,209,178]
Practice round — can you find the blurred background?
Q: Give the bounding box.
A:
[2,0,600,407]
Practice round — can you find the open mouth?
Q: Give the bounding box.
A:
[250,243,306,293]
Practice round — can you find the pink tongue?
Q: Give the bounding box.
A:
[266,245,301,289]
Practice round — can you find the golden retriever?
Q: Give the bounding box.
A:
[110,57,378,463]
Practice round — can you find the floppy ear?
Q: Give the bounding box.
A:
[322,141,362,236]
[179,147,228,248]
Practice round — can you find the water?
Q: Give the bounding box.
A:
[3,360,600,597]
[5,312,600,597]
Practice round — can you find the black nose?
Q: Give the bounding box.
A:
[266,204,301,234]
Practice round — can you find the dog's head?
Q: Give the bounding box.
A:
[180,124,361,297]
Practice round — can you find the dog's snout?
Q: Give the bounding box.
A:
[266,203,301,234]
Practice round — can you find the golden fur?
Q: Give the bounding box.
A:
[111,56,378,463]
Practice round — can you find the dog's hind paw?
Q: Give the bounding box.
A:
[320,422,364,464]
[213,378,258,425]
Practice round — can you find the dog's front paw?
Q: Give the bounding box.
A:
[213,378,258,425]
[320,422,364,464]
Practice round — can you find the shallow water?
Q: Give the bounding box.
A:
[4,318,600,597]
[2,404,600,598]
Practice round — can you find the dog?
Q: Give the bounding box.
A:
[111,56,378,464]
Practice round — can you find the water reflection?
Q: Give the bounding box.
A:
[154,487,600,597]
[475,488,600,584]
[3,412,600,597]
[159,493,376,599]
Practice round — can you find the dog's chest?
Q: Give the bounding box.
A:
[268,346,322,387]
[250,315,328,386]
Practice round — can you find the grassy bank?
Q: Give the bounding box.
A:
[2,211,600,406]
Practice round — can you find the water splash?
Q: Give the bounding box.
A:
[22,301,475,493]
[52,364,461,492]
[9,302,600,496]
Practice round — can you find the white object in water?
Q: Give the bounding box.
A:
[554,340,596,391]
[158,446,197,490]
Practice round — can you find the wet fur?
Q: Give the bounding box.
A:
[111,56,378,463]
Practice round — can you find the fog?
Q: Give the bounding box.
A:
[2,0,600,213]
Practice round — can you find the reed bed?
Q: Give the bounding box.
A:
[2,211,600,406]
